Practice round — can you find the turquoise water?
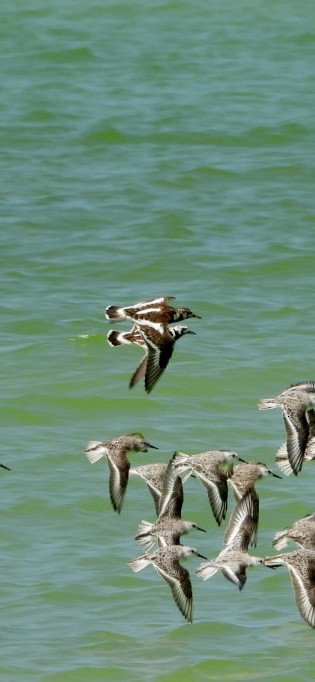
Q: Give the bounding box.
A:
[1,1,315,680]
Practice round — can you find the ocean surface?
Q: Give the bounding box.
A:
[1,1,315,680]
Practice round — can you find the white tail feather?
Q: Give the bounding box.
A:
[272,530,289,550]
[84,441,106,464]
[128,555,151,572]
[195,562,218,581]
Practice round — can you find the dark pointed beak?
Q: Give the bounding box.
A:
[196,526,207,533]
[192,314,202,319]
[186,330,196,335]
[236,456,248,463]
[0,462,11,471]
[146,442,159,450]
[269,470,282,479]
[197,552,208,560]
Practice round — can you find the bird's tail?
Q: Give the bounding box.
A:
[84,441,106,464]
[105,305,126,321]
[257,398,278,410]
[272,530,289,550]
[195,561,218,581]
[172,452,192,483]
[128,555,151,572]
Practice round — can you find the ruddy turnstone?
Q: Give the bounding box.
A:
[105,296,201,326]
[108,323,196,393]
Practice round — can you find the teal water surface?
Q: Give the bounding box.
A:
[1,1,315,681]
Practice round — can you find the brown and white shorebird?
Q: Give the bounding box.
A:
[105,296,201,326]
[195,530,264,590]
[272,513,315,551]
[264,549,315,629]
[258,381,315,475]
[224,490,259,549]
[129,461,168,515]
[135,516,207,553]
[227,461,282,547]
[84,433,158,513]
[173,450,246,526]
[128,545,208,623]
[134,453,206,551]
[107,323,196,393]
[275,402,315,476]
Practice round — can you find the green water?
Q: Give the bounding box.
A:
[1,1,315,680]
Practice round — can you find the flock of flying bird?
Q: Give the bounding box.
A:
[84,296,315,628]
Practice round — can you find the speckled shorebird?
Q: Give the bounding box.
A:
[134,454,205,550]
[129,462,168,515]
[135,516,207,552]
[105,296,201,326]
[84,433,158,513]
[272,513,315,551]
[224,490,259,549]
[264,549,315,629]
[174,450,246,525]
[227,462,281,547]
[195,534,264,590]
[228,461,282,502]
[157,452,184,519]
[0,462,10,471]
[129,453,183,518]
[258,381,315,475]
[275,403,315,476]
[128,545,208,623]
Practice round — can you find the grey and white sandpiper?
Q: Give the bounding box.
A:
[272,513,315,551]
[264,549,315,629]
[174,450,245,526]
[130,453,184,518]
[84,433,158,513]
[224,489,259,549]
[258,381,315,475]
[228,461,282,502]
[105,296,201,326]
[128,545,208,623]
[195,535,264,590]
[158,452,184,519]
[135,516,207,552]
[129,462,168,515]
[227,461,281,547]
[135,453,206,550]
[275,403,315,476]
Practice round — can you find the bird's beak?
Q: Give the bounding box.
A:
[196,526,207,533]
[197,553,208,560]
[193,314,202,319]
[270,470,282,479]
[186,330,196,335]
[236,456,248,463]
[0,462,11,471]
[146,442,159,450]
